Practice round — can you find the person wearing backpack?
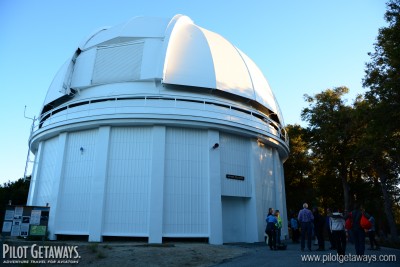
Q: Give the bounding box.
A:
[347,203,370,255]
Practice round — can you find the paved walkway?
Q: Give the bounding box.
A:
[214,241,400,266]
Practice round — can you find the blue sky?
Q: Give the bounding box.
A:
[0,0,387,184]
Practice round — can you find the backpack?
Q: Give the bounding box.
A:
[360,213,372,230]
[345,213,353,230]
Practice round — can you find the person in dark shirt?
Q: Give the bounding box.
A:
[290,213,300,243]
[346,203,370,255]
[313,207,325,251]
[368,215,380,250]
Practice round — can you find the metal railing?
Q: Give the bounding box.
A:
[32,95,289,146]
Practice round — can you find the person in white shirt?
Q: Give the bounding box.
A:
[329,208,346,255]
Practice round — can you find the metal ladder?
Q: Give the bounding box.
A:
[23,106,36,182]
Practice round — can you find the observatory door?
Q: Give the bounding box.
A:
[221,196,248,243]
[219,133,253,243]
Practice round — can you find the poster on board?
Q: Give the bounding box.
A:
[20,223,29,237]
[2,221,12,232]
[14,206,23,218]
[11,225,21,236]
[4,210,14,221]
[30,210,41,225]
[30,225,47,236]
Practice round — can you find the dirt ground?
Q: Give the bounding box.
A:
[1,240,250,266]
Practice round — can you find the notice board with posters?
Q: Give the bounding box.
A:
[1,205,50,237]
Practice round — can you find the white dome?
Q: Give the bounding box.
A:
[42,14,284,126]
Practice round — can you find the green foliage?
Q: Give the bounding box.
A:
[284,124,315,211]
[362,0,400,176]
[285,85,398,238]
[363,0,400,107]
[0,178,30,206]
[300,87,359,211]
[285,1,400,238]
[0,178,30,224]
[362,0,400,241]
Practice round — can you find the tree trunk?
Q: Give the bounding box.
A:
[340,165,351,212]
[376,164,399,241]
[341,174,350,212]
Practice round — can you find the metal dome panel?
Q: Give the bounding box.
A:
[200,27,255,100]
[162,15,283,120]
[237,49,284,124]
[162,16,216,89]
[42,58,72,106]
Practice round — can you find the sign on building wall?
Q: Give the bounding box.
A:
[1,206,50,238]
[226,174,245,181]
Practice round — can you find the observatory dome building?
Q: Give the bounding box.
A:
[27,15,289,244]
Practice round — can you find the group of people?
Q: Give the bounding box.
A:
[267,203,380,255]
[265,208,283,250]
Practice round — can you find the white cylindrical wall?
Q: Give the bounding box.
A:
[29,125,285,244]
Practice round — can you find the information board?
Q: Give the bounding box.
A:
[2,205,50,237]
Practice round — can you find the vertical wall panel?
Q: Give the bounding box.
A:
[103,127,152,235]
[35,137,59,206]
[208,130,223,244]
[56,129,97,233]
[27,142,43,205]
[220,133,251,197]
[252,143,275,240]
[273,148,288,239]
[164,128,208,236]
[259,145,275,212]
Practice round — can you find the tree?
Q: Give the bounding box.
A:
[301,87,360,212]
[362,0,400,241]
[284,123,344,212]
[284,124,315,212]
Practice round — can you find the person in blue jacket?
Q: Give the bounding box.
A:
[265,211,278,250]
[290,213,300,243]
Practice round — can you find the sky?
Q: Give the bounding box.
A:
[0,0,387,184]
